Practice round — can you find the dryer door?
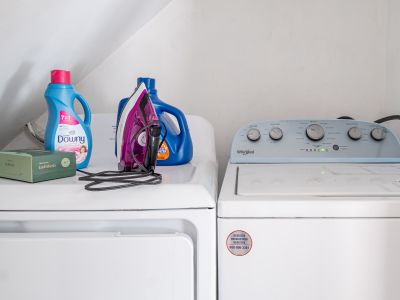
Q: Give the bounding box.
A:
[0,232,194,300]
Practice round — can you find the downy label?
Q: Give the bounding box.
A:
[55,110,88,164]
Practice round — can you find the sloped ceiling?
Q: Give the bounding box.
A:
[0,0,171,148]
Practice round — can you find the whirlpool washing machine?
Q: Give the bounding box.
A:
[218,120,400,300]
[0,114,217,300]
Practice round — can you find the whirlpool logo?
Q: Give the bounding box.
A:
[237,149,255,155]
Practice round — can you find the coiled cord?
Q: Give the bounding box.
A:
[77,121,166,192]
[77,169,162,191]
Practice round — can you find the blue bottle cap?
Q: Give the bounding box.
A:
[137,77,156,93]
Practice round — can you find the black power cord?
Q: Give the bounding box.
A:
[374,115,400,124]
[337,116,354,120]
[77,121,167,192]
[337,115,400,124]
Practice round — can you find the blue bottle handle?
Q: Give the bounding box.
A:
[75,93,91,126]
[157,102,189,143]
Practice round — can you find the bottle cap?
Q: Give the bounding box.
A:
[137,77,156,93]
[51,70,71,84]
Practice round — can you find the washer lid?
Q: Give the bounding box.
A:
[218,164,400,218]
[238,164,400,197]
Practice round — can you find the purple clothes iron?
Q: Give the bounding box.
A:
[116,83,160,171]
[78,83,164,191]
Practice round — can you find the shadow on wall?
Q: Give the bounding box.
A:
[0,62,33,114]
[0,0,173,150]
[72,0,172,80]
[0,62,46,149]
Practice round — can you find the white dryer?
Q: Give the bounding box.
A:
[219,120,400,300]
[0,114,217,300]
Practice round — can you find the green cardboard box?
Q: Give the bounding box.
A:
[0,150,76,183]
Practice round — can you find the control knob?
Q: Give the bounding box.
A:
[247,128,261,142]
[269,127,283,141]
[306,124,325,141]
[347,127,362,140]
[370,127,386,141]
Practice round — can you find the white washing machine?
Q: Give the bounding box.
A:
[218,120,400,300]
[0,114,217,300]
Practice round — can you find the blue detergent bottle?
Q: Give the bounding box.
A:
[117,77,193,165]
[44,70,92,169]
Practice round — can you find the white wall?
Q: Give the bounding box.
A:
[0,0,170,148]
[76,0,389,181]
[386,0,400,130]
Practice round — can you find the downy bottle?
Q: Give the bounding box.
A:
[44,70,92,169]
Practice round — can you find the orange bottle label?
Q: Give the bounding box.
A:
[157,141,170,160]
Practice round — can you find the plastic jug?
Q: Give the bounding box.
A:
[44,70,92,169]
[117,77,193,165]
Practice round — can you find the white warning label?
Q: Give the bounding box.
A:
[226,230,252,256]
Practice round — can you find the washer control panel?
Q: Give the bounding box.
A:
[231,120,400,163]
